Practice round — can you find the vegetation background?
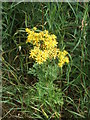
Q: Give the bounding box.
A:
[2,2,90,120]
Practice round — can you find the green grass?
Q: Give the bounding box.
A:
[2,2,90,120]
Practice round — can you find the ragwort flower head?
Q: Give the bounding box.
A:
[26,27,69,67]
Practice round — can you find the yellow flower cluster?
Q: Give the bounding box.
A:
[58,50,69,67]
[30,47,49,64]
[26,27,69,67]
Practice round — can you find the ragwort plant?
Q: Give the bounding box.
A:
[2,2,89,120]
[25,27,69,119]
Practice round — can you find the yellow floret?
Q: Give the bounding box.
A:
[65,57,69,63]
[33,27,37,30]
[25,28,31,34]
[63,50,68,56]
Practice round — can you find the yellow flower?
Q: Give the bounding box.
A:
[30,50,36,59]
[58,61,64,67]
[65,57,69,63]
[44,30,48,34]
[33,27,37,30]
[58,50,69,67]
[51,34,57,39]
[63,50,68,56]
[25,28,31,34]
